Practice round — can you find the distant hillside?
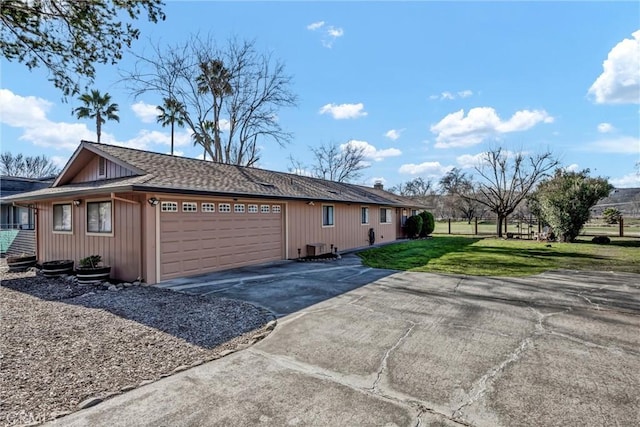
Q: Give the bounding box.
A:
[591,188,640,217]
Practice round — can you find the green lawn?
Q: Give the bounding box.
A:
[357,236,640,276]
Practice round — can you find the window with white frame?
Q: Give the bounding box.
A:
[219,203,231,213]
[87,201,112,233]
[322,205,334,226]
[380,208,392,224]
[261,205,270,213]
[98,157,106,178]
[202,203,215,212]
[161,202,178,212]
[53,203,72,232]
[234,204,245,213]
[272,205,281,213]
[361,207,369,224]
[248,204,258,213]
[182,202,197,212]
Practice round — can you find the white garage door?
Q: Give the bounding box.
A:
[160,201,284,281]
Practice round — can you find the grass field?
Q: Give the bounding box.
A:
[358,235,640,276]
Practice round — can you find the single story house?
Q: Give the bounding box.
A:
[8,141,424,284]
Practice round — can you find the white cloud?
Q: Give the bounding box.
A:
[441,91,455,100]
[429,90,474,101]
[610,172,640,188]
[384,129,404,141]
[564,163,580,172]
[586,136,640,154]
[398,161,453,177]
[319,102,367,119]
[597,122,615,133]
[430,107,554,148]
[456,153,486,169]
[307,21,325,31]
[308,20,343,48]
[370,177,386,186]
[341,140,402,161]
[131,101,160,124]
[21,122,95,149]
[588,30,640,104]
[0,89,52,127]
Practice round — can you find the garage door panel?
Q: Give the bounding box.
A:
[160,204,284,280]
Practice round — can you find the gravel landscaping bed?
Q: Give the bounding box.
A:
[0,268,274,426]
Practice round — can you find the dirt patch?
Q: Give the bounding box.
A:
[0,269,273,426]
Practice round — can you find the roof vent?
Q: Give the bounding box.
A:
[373,181,384,190]
[258,182,276,188]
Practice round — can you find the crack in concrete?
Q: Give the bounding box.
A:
[450,306,571,423]
[371,322,416,393]
[452,335,534,421]
[453,278,464,293]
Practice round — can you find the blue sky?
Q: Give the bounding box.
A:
[1,1,639,188]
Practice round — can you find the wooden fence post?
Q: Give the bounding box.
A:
[474,217,478,235]
[619,216,624,237]
[448,218,451,234]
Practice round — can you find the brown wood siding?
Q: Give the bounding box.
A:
[158,197,285,281]
[36,194,142,281]
[71,156,135,183]
[286,201,400,258]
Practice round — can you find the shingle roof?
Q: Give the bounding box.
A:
[8,141,423,208]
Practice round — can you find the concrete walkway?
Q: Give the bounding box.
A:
[51,261,640,426]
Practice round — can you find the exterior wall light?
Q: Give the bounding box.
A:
[148,197,159,206]
[73,200,82,207]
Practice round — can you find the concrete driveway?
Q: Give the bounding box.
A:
[51,255,640,426]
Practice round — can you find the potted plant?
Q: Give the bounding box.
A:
[76,255,111,284]
[6,253,37,271]
[41,259,75,277]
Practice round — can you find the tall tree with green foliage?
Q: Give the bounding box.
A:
[74,90,119,143]
[0,0,165,97]
[157,97,186,156]
[529,169,613,242]
[0,152,60,178]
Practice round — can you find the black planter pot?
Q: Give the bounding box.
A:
[42,260,74,277]
[6,254,37,271]
[76,266,111,284]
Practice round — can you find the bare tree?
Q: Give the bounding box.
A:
[123,35,297,166]
[448,148,558,237]
[311,141,368,183]
[1,152,60,178]
[439,168,481,223]
[289,141,368,183]
[388,177,435,206]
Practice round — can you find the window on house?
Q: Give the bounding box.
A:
[234,204,245,213]
[323,205,334,226]
[202,203,215,212]
[380,208,392,224]
[272,205,281,214]
[261,205,270,213]
[219,203,231,213]
[53,203,72,232]
[412,209,418,216]
[248,204,258,213]
[182,202,197,212]
[87,201,112,233]
[161,202,178,212]
[361,207,369,224]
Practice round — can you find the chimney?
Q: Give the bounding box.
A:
[373,181,384,190]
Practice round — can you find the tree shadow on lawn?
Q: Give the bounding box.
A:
[1,276,268,349]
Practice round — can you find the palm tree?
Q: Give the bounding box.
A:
[74,90,119,143]
[156,97,186,156]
